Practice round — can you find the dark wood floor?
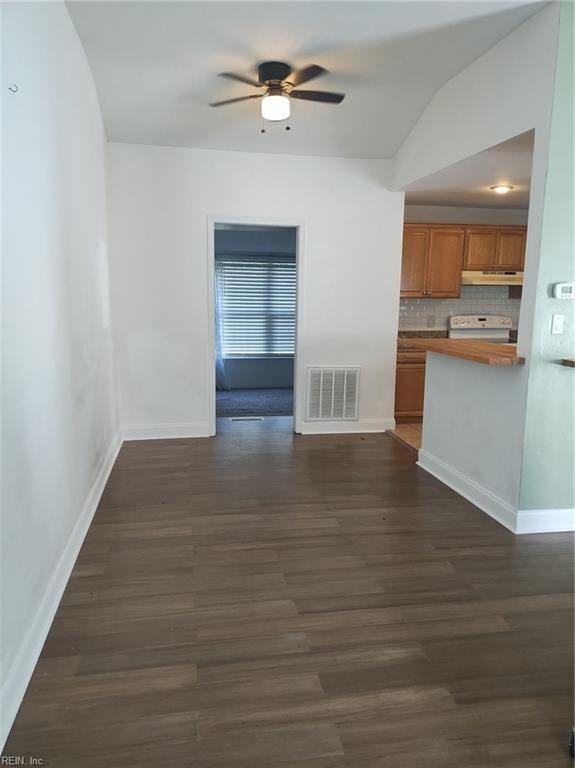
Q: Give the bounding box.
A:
[4,418,574,767]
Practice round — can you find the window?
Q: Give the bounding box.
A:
[215,253,296,357]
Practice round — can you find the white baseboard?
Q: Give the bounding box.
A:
[299,418,395,435]
[417,449,517,532]
[0,433,122,750]
[122,422,211,440]
[418,450,575,535]
[515,507,575,534]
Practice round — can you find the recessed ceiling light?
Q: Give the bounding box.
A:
[490,184,515,194]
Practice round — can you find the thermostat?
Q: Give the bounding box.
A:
[553,282,575,299]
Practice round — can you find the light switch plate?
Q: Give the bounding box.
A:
[551,314,565,335]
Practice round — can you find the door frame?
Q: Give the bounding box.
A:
[206,215,305,436]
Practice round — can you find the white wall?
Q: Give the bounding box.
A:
[393,5,562,531]
[518,1,574,529]
[107,144,404,437]
[394,6,559,190]
[419,354,526,530]
[1,3,119,745]
[404,205,528,225]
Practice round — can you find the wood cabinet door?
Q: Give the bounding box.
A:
[400,227,428,297]
[496,229,526,270]
[463,229,497,270]
[426,228,464,297]
[395,363,426,418]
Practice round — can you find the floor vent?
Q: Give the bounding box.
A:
[306,367,359,421]
[229,416,265,422]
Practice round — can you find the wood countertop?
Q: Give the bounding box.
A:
[397,338,429,353]
[407,338,525,366]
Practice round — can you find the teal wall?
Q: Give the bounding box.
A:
[519,2,574,511]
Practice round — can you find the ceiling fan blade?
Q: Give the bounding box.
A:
[289,64,327,87]
[210,94,263,107]
[219,72,261,88]
[290,90,345,104]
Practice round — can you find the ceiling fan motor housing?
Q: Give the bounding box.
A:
[258,61,292,85]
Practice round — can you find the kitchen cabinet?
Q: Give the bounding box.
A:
[395,350,426,420]
[401,224,526,298]
[497,229,526,270]
[426,228,465,297]
[400,227,428,296]
[463,228,497,270]
[463,225,526,271]
[401,225,464,298]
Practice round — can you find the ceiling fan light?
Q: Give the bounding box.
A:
[261,94,290,122]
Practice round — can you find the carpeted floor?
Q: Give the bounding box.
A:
[216,387,294,417]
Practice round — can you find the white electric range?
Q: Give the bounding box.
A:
[448,315,513,343]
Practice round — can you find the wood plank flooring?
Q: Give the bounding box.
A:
[4,417,573,767]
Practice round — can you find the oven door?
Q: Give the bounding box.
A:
[448,329,511,342]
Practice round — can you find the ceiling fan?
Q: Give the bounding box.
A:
[210,61,345,125]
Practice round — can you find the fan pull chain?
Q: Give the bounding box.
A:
[259,116,291,134]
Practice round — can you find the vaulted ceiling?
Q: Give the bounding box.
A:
[68,1,545,159]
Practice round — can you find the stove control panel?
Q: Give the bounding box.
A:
[449,315,513,330]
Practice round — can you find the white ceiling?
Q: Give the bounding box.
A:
[404,131,534,208]
[67,1,545,159]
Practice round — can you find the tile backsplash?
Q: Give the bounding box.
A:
[399,285,521,331]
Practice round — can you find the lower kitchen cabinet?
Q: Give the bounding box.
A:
[395,357,426,419]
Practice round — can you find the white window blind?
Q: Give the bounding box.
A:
[215,253,296,357]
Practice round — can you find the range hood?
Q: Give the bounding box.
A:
[461,270,523,286]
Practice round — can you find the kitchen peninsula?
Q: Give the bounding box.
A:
[408,338,525,366]
[415,340,528,533]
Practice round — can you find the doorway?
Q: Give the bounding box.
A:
[391,130,533,453]
[208,222,300,433]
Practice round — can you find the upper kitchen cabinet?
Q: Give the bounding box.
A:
[400,227,428,296]
[496,228,526,270]
[463,228,497,270]
[463,225,526,271]
[401,225,464,298]
[426,228,465,296]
